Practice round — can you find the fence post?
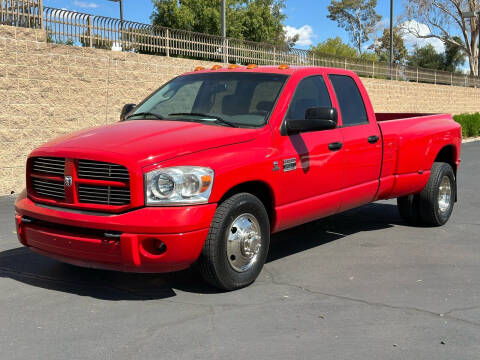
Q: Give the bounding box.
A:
[465,75,467,87]
[165,28,169,56]
[38,0,44,29]
[273,47,276,65]
[416,67,419,83]
[344,58,347,69]
[312,53,315,66]
[372,61,375,78]
[451,72,453,86]
[224,38,228,63]
[395,65,398,81]
[87,15,93,47]
[434,70,437,84]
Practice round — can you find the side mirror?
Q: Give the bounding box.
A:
[120,103,136,121]
[284,107,337,135]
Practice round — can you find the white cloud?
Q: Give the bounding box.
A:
[399,20,445,53]
[73,1,99,8]
[284,25,315,47]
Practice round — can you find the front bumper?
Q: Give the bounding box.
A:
[15,191,217,273]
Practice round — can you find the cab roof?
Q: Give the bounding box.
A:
[183,65,357,77]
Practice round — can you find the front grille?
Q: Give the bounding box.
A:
[31,157,65,176]
[31,178,65,200]
[29,157,131,209]
[78,185,131,205]
[77,160,129,181]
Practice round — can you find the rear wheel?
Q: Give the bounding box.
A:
[199,193,270,291]
[418,162,455,226]
[397,162,455,227]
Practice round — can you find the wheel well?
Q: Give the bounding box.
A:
[219,181,275,228]
[434,145,457,174]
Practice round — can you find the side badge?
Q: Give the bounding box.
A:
[283,158,296,172]
[272,161,280,172]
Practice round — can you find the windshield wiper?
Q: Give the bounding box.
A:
[168,112,238,128]
[127,112,164,120]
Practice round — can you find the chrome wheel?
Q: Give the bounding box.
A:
[438,175,452,213]
[226,213,262,273]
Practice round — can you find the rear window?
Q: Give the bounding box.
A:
[329,75,368,126]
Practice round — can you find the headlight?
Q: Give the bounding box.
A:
[145,166,214,205]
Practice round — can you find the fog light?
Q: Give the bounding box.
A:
[142,238,167,256]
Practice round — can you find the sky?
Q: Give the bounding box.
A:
[43,0,446,53]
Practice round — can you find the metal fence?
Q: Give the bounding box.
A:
[0,0,42,28]
[1,3,480,88]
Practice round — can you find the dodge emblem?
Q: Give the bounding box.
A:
[64,176,73,187]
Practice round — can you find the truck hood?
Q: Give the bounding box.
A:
[34,120,258,167]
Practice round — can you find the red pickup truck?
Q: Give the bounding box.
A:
[15,65,461,290]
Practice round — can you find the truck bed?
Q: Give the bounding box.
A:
[375,113,461,200]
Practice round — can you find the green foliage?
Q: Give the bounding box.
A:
[151,0,286,45]
[408,39,466,73]
[370,27,407,64]
[453,113,480,138]
[443,36,466,73]
[311,36,377,61]
[327,0,381,54]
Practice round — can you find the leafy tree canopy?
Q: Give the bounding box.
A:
[408,37,466,73]
[311,36,377,61]
[327,0,381,54]
[151,0,286,45]
[370,27,407,64]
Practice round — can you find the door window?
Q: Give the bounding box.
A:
[286,76,331,120]
[329,75,368,126]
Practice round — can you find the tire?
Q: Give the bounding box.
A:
[199,193,270,291]
[418,162,456,226]
[397,194,421,225]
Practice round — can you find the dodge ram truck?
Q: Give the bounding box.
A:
[14,65,462,290]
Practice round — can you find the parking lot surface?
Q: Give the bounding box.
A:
[1,142,479,360]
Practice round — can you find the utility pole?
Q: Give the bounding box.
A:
[221,0,227,63]
[389,0,394,66]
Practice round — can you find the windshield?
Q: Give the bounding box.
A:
[127,72,288,128]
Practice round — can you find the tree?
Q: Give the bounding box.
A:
[407,39,465,72]
[311,36,358,58]
[404,0,479,76]
[327,0,381,54]
[408,43,444,69]
[370,27,408,64]
[151,0,286,45]
[443,35,466,72]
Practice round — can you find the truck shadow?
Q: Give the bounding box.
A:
[0,202,401,300]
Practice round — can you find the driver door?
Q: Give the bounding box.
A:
[274,75,344,231]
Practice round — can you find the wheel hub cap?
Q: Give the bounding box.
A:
[438,175,452,213]
[227,214,262,272]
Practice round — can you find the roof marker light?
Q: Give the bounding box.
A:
[211,65,223,70]
[194,66,205,71]
[278,64,290,70]
[246,64,258,69]
[228,64,240,69]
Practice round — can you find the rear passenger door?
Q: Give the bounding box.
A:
[328,74,382,211]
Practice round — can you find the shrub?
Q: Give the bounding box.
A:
[453,113,480,138]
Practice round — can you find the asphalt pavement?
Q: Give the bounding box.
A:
[1,142,479,360]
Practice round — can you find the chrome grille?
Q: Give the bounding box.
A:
[31,178,65,200]
[31,157,65,176]
[77,160,129,181]
[78,185,130,206]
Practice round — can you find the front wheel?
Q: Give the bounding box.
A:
[199,193,270,291]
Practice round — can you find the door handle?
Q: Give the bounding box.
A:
[367,135,379,144]
[328,142,343,151]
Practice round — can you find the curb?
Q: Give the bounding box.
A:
[462,137,480,144]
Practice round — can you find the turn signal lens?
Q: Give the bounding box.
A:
[278,64,290,70]
[194,66,205,71]
[228,64,240,69]
[211,65,222,70]
[247,64,258,69]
